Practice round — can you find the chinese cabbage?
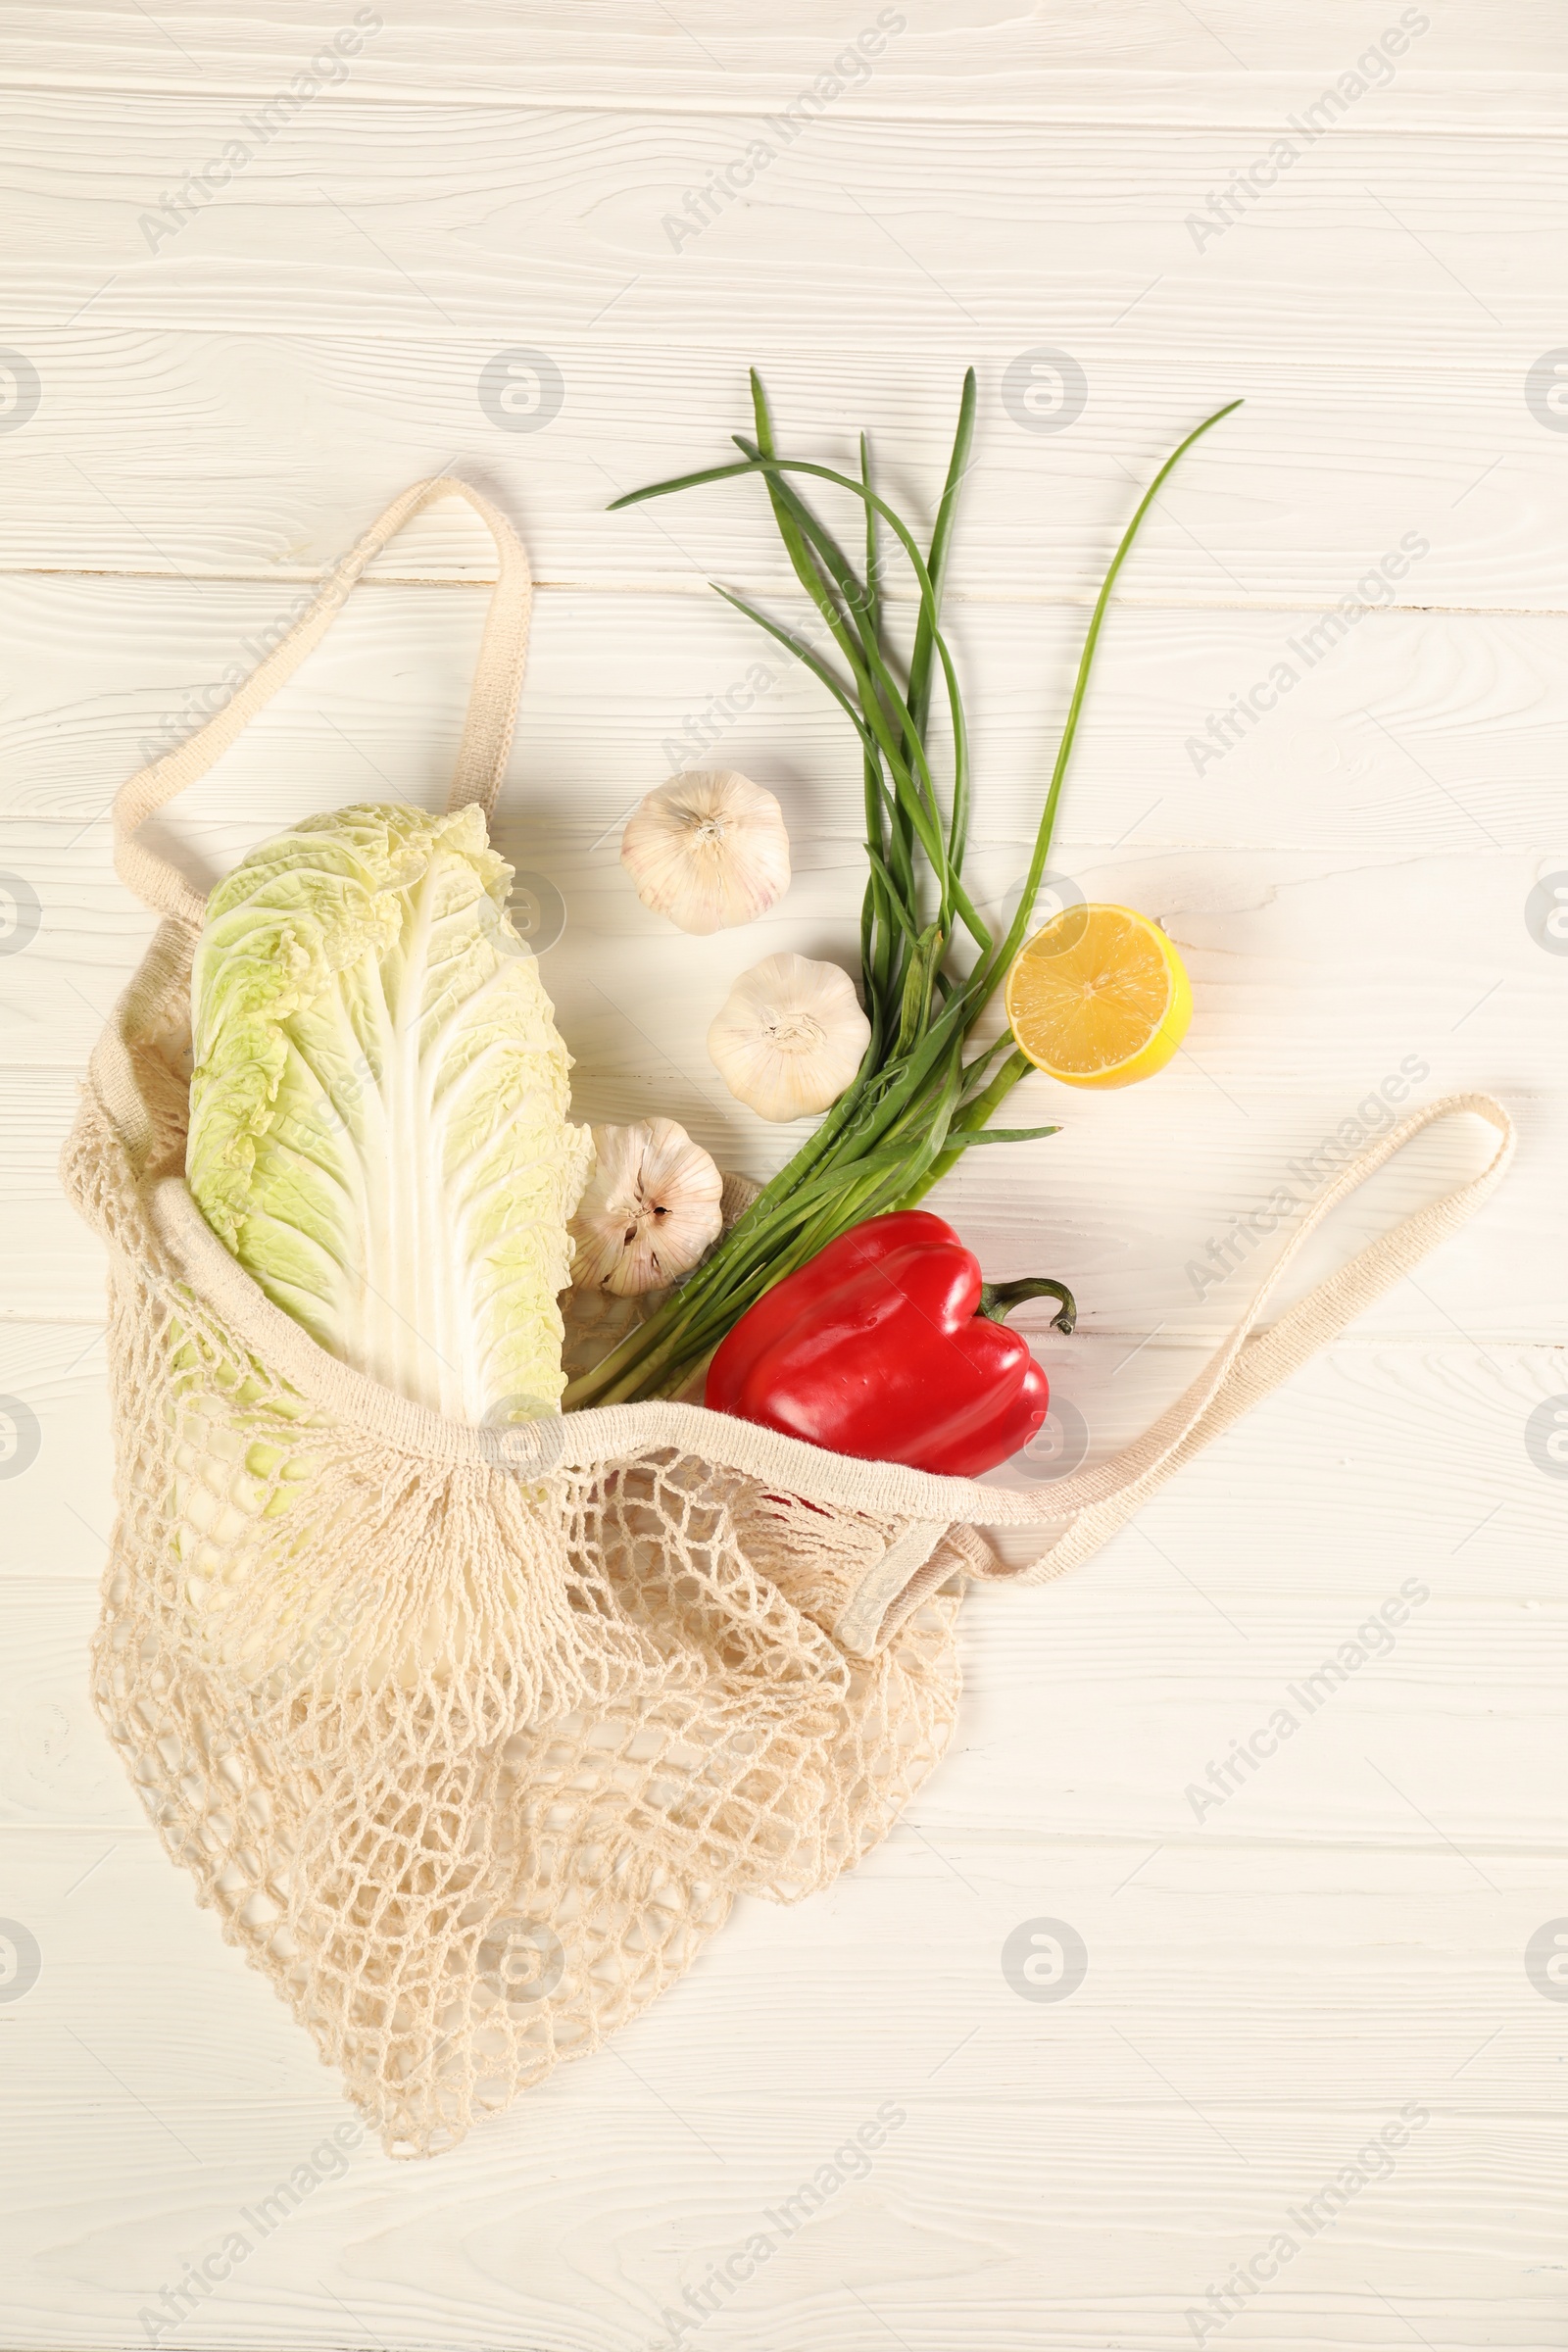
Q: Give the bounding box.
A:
[186,802,591,1423]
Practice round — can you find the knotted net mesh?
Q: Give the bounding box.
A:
[62,922,966,2156]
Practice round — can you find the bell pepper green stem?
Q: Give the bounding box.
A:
[977,1278,1076,1335]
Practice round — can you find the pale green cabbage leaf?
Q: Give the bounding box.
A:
[186,802,592,1424]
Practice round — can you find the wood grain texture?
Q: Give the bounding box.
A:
[0,339,1555,615]
[0,31,1554,632]
[6,1531,1566,1845]
[4,583,1567,851]
[7,0,1568,114]
[2,5,1565,2347]
[1,1832,1565,2350]
[4,102,1552,336]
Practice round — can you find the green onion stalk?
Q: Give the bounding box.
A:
[564,375,1241,1409]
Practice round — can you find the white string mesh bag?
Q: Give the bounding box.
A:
[64,478,1514,2155]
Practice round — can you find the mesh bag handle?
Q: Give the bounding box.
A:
[835,1088,1514,1638]
[946,1089,1514,1579]
[127,1090,1514,1551]
[111,476,531,926]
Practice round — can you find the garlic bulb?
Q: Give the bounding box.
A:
[568,1117,723,1296]
[621,770,791,935]
[708,952,871,1123]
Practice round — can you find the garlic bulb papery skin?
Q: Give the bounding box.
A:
[568,1118,724,1296]
[707,952,872,1124]
[620,770,791,935]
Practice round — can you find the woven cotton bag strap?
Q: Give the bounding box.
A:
[820,1090,1514,1649]
[111,476,531,925]
[959,1089,1514,1592]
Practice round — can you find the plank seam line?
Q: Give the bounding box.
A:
[2,76,1566,132]
[0,568,1562,622]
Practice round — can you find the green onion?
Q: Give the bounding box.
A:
[564,377,1241,1408]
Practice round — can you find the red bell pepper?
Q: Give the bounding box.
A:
[704,1209,1075,1478]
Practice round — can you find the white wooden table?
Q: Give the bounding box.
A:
[2,7,1565,2346]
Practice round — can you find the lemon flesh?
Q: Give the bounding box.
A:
[1004,903,1192,1090]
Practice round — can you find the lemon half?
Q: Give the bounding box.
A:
[1004,902,1192,1090]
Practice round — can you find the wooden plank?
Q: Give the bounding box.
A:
[6,1565,1565,1845]
[0,103,1558,383]
[2,1831,1563,2113]
[0,1834,1562,2347]
[6,0,1565,120]
[0,339,1553,614]
[3,584,1564,853]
